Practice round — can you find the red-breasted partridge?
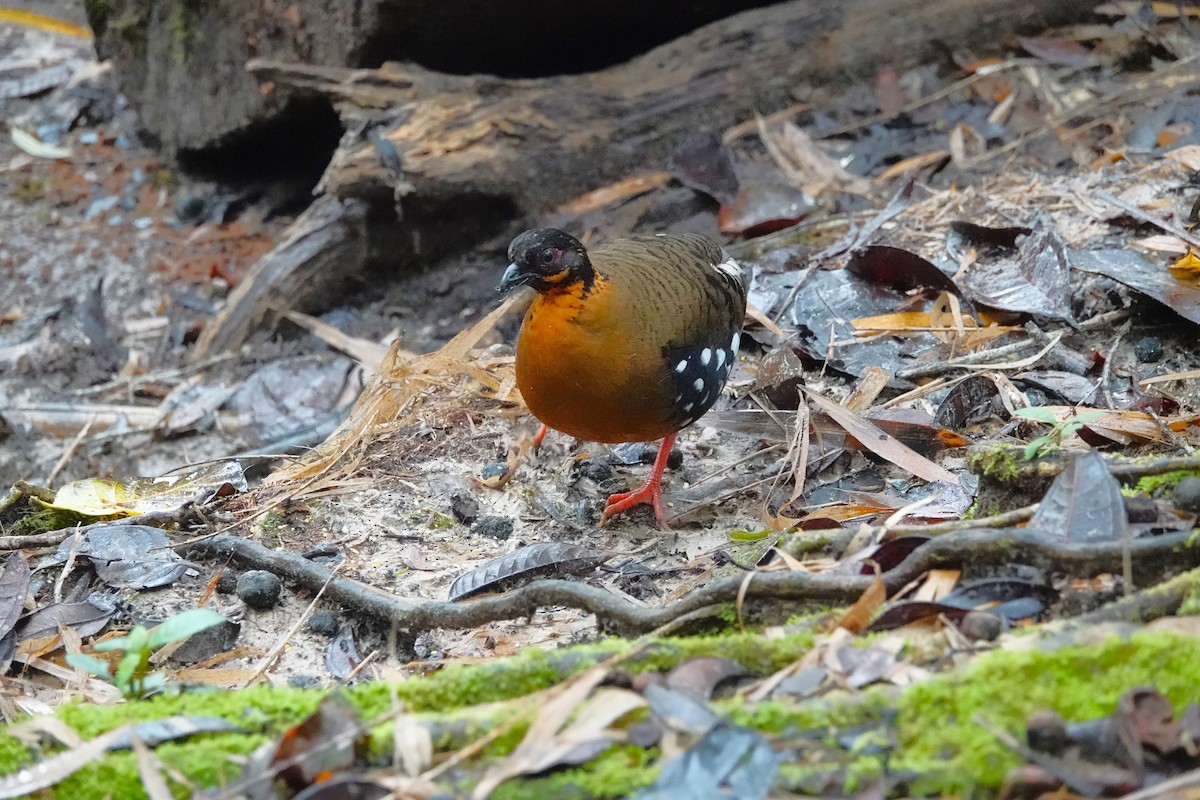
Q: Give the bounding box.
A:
[499,228,747,525]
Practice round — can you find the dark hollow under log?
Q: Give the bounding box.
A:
[192,0,1101,358]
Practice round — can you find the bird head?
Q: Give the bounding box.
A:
[499,228,593,294]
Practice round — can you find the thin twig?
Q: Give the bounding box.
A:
[188,528,1200,636]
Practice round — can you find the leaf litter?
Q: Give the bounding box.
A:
[4,4,1200,799]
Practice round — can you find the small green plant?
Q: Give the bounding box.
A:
[67,608,226,699]
[1013,407,1106,461]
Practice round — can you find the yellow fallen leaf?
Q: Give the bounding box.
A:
[0,10,91,38]
[1172,249,1200,277]
[43,479,134,517]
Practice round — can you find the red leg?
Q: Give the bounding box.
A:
[532,423,548,449]
[599,433,676,527]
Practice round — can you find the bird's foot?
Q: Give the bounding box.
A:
[599,476,666,527]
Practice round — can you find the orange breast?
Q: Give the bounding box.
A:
[515,281,677,444]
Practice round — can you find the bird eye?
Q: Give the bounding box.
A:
[538,248,557,267]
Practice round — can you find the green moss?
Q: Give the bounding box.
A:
[84,0,113,23]
[258,511,284,532]
[12,179,46,203]
[892,631,1200,795]
[57,684,321,739]
[0,734,32,775]
[54,733,262,800]
[491,745,658,800]
[724,689,889,736]
[429,512,455,530]
[166,1,195,64]
[8,629,1200,798]
[967,446,1022,483]
[1134,469,1200,495]
[11,508,87,534]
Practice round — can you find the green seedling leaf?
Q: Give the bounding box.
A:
[93,635,132,652]
[1013,407,1060,424]
[114,650,143,693]
[1024,436,1055,461]
[65,653,113,680]
[147,609,226,650]
[729,529,773,542]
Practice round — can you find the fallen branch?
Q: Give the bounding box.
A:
[189,528,1200,636]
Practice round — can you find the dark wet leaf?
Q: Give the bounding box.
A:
[293,776,389,800]
[988,597,1051,622]
[934,375,999,429]
[787,268,931,379]
[45,524,189,589]
[17,599,112,642]
[750,345,807,409]
[1019,37,1100,67]
[718,178,813,237]
[949,221,1032,250]
[1071,247,1200,325]
[846,245,960,296]
[833,645,897,689]
[225,356,359,447]
[867,579,1055,630]
[941,578,1059,611]
[1015,370,1097,405]
[273,692,362,792]
[106,717,241,750]
[634,722,780,800]
[156,380,238,436]
[959,221,1076,325]
[0,553,30,640]
[1030,451,1128,543]
[325,624,360,681]
[448,542,609,601]
[771,666,827,699]
[0,632,12,675]
[165,619,241,666]
[670,132,739,204]
[865,601,970,633]
[666,657,750,701]
[852,536,931,574]
[1120,687,1178,756]
[643,684,721,735]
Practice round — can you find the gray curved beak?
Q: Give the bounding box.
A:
[497,263,525,293]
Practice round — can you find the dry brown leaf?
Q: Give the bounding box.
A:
[1037,406,1200,444]
[1164,144,1200,172]
[470,664,611,799]
[758,117,873,197]
[281,309,397,373]
[877,150,950,181]
[131,734,175,800]
[1095,1,1200,17]
[1132,234,1189,254]
[912,569,961,602]
[554,172,672,215]
[834,564,886,634]
[804,389,959,485]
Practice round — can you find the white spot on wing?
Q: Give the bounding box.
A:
[715,349,726,369]
[701,348,712,365]
[714,252,742,282]
[675,359,688,373]
[731,331,741,353]
[692,378,704,391]
[683,402,694,413]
